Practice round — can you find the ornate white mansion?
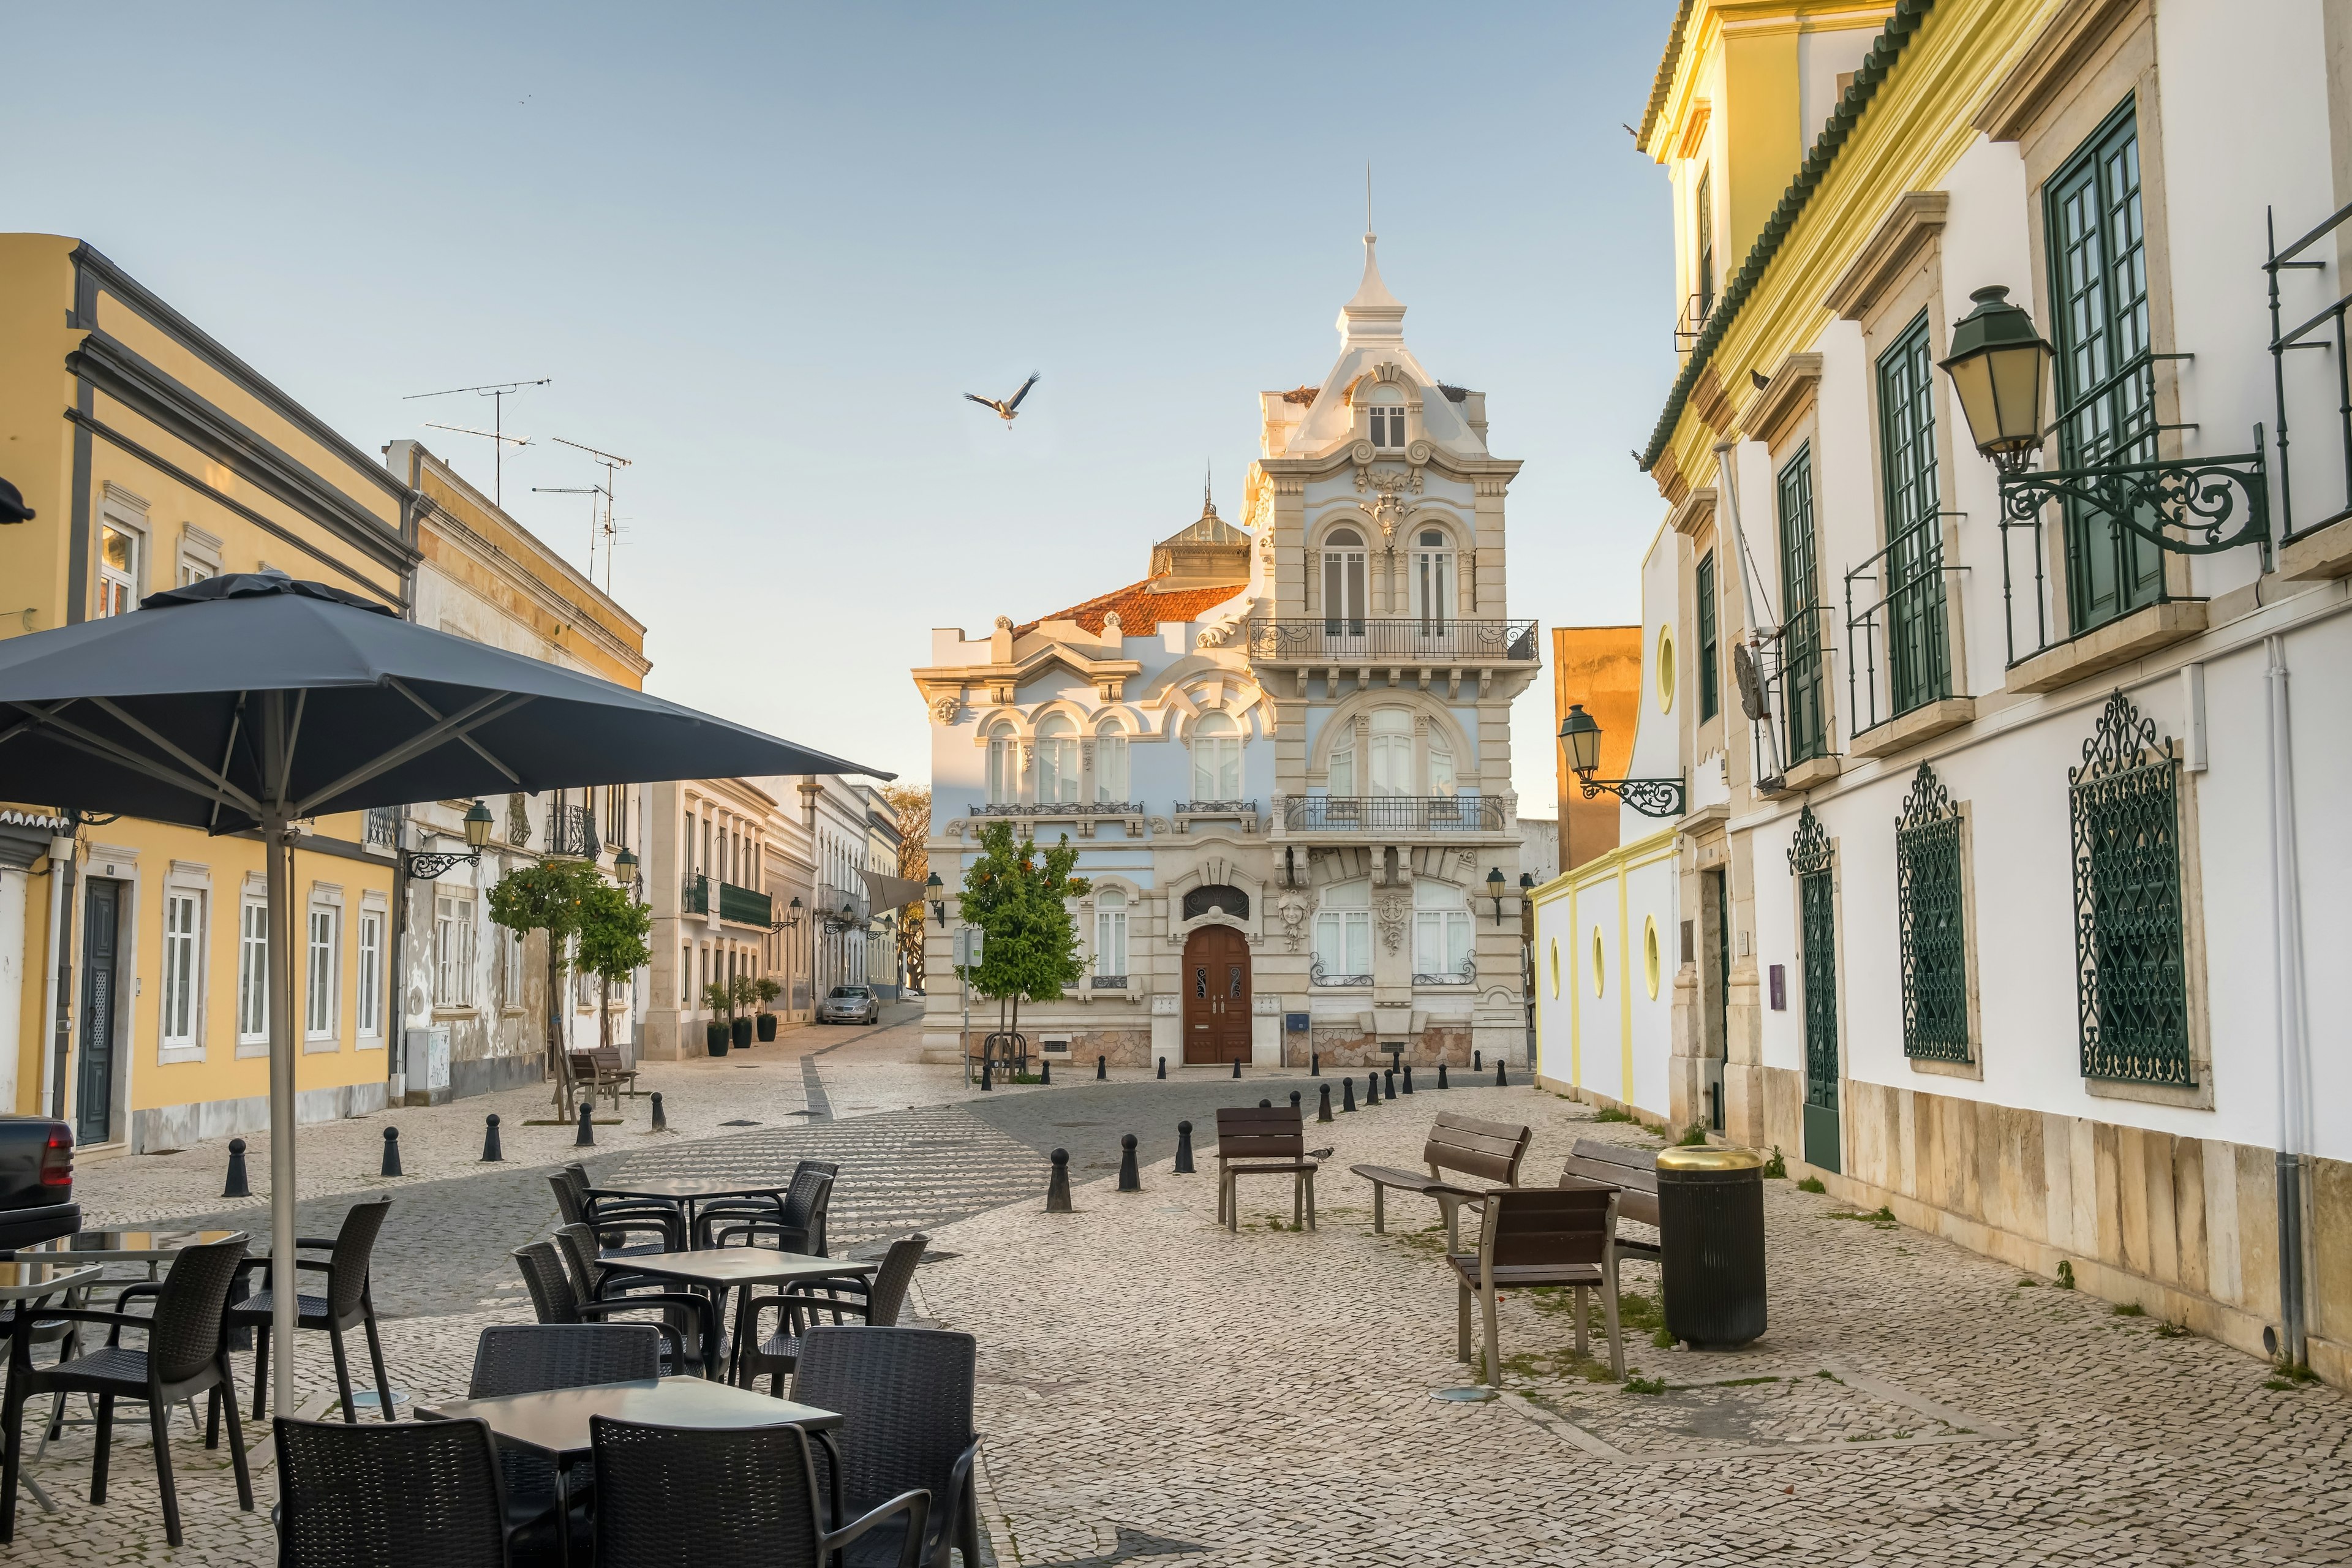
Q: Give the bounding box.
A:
[914,237,1541,1070]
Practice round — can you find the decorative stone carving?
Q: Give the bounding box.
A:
[1275,891,1308,952]
[1101,611,1121,636]
[1376,890,1408,952]
[993,614,1014,631]
[930,695,962,725]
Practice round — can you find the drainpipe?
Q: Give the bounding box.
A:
[2264,633,2312,1369]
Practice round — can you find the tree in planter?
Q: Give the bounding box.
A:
[488,858,607,1118]
[575,881,652,1063]
[728,972,758,1047]
[753,976,783,1039]
[701,980,735,1055]
[956,820,1090,1047]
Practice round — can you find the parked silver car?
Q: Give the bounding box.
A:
[818,984,881,1025]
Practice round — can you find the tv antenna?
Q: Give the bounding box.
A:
[549,436,633,592]
[403,379,551,505]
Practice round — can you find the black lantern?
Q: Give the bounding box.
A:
[925,870,945,924]
[1555,703,1686,819]
[407,799,497,880]
[1558,703,1602,777]
[1939,285,2053,476]
[611,843,639,895]
[1487,865,1507,925]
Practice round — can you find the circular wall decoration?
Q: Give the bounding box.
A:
[1643,915,1661,999]
[1657,625,1677,712]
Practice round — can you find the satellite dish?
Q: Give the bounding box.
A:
[1733,643,1768,720]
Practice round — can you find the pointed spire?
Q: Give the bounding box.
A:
[1338,230,1406,344]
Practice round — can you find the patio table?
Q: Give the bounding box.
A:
[608,1250,878,1380]
[0,1262,104,1514]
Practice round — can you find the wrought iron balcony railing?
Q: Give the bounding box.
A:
[1172,799,1257,816]
[1283,795,1506,833]
[1844,516,1953,739]
[1412,956,1479,987]
[681,872,710,915]
[969,801,1143,817]
[717,881,773,927]
[547,804,598,859]
[1308,956,1373,987]
[1245,618,1539,663]
[817,882,870,929]
[1090,974,1129,989]
[364,806,399,853]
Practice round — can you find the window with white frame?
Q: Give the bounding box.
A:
[160,886,205,1055]
[1366,390,1407,449]
[1036,715,1079,804]
[97,522,141,617]
[237,897,270,1044]
[986,723,1016,805]
[1412,881,1472,981]
[1410,528,1455,633]
[1322,527,1368,637]
[176,524,222,587]
[306,902,340,1040]
[502,924,526,1009]
[1314,881,1373,980]
[1368,709,1413,795]
[356,909,384,1039]
[1095,888,1128,978]
[1328,718,1357,795]
[1428,731,1457,796]
[1190,712,1242,800]
[1094,720,1129,802]
[434,892,475,1008]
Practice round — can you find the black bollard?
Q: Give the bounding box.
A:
[981,1057,993,1091]
[1475,1049,1483,1072]
[1117,1133,1142,1192]
[223,1137,250,1198]
[1259,1098,1272,1109]
[575,1101,595,1147]
[1438,1063,1449,1090]
[1175,1120,1196,1173]
[1317,1083,1333,1122]
[381,1126,402,1177]
[1342,1077,1357,1112]
[1096,1054,1107,1081]
[1158,1057,1167,1080]
[480,1114,503,1163]
[1403,1066,1414,1095]
[1384,1068,1396,1100]
[1046,1148,1072,1213]
[650,1091,666,1131]
[1366,1072,1380,1107]
[1289,1090,1302,1115]
[1231,1058,1242,1079]
[1496,1059,1509,1087]
[1311,1051,1320,1077]
[1041,1059,1051,1085]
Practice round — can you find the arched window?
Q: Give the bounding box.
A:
[1094,718,1129,804]
[1313,881,1371,981]
[1181,884,1249,921]
[1365,385,1408,450]
[1411,526,1455,635]
[1191,712,1241,801]
[1327,714,1357,796]
[1322,527,1367,639]
[1036,714,1079,804]
[985,723,1016,805]
[1368,709,1413,796]
[1428,729,1457,796]
[1095,888,1128,979]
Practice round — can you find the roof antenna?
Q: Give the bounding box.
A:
[403,379,550,507]
[1204,458,1213,513]
[1365,159,1374,240]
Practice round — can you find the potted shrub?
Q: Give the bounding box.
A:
[701,981,732,1056]
[729,973,756,1050]
[754,976,782,1041]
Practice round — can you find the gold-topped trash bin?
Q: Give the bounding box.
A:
[1654,1144,1768,1348]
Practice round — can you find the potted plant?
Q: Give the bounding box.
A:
[754,976,782,1041]
[700,981,732,1056]
[729,973,757,1050]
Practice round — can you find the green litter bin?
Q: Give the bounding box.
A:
[1655,1145,1767,1349]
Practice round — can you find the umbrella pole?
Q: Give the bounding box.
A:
[260,699,300,1422]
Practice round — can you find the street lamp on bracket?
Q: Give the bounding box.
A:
[1938,285,2054,478]
[925,870,946,925]
[1556,704,1686,819]
[611,845,640,899]
[403,799,496,880]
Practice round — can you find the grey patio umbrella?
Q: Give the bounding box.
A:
[0,570,891,1413]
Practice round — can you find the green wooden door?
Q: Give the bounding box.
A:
[1788,805,1839,1174]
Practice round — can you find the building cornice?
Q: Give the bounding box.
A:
[1735,353,1824,447]
[1973,0,2139,142]
[1822,190,1949,318]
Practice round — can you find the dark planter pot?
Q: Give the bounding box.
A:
[756,1014,778,1042]
[731,1017,754,1050]
[704,1022,730,1057]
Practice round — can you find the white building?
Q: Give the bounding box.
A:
[913,238,1540,1071]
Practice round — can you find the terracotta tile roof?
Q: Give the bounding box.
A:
[1013,576,1245,639]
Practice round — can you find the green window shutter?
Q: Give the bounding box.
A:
[1696,551,1719,722]
[1776,444,1828,765]
[1875,311,1951,717]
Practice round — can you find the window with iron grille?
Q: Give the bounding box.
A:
[1777,445,1828,764]
[1877,311,1951,716]
[1696,551,1719,722]
[1894,763,1969,1062]
[2070,690,2191,1085]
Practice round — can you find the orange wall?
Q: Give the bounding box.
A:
[1551,626,1643,873]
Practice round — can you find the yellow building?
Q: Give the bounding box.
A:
[0,235,417,1155]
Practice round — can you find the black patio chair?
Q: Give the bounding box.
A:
[470,1324,663,1552]
[224,1197,394,1423]
[791,1326,981,1568]
[551,1168,680,1255]
[0,1232,253,1548]
[590,1413,929,1568]
[706,1161,836,1254]
[554,1223,715,1368]
[273,1413,513,1567]
[733,1234,928,1395]
[511,1240,715,1379]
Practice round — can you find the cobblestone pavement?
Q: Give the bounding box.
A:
[17,1044,2349,1566]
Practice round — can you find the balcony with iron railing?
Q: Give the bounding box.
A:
[363,806,399,855]
[680,872,709,916]
[1844,515,1973,758]
[1280,794,1507,835]
[681,872,774,927]
[817,882,870,930]
[547,804,598,859]
[1245,618,1540,665]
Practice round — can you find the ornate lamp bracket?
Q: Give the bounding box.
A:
[404,849,481,881]
[1574,775,1687,819]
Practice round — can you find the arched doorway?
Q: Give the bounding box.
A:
[1182,925,1251,1065]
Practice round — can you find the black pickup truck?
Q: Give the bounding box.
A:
[0,1115,78,1253]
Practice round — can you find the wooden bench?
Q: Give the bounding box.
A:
[568,1046,640,1108]
[1214,1106,1318,1233]
[1557,1137,1661,1262]
[1351,1113,1534,1253]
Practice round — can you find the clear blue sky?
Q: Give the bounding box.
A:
[8,1,1678,813]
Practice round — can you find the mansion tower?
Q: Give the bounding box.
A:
[914,237,1539,1069]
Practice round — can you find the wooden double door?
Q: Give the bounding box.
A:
[1182,925,1252,1065]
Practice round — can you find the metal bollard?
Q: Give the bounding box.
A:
[1317,1083,1333,1122]
[381,1126,402,1177]
[981,1057,993,1091]
[1438,1063,1449,1090]
[1046,1148,1073,1213]
[1117,1134,1142,1192]
[1158,1057,1167,1079]
[1041,1060,1051,1085]
[1289,1090,1302,1114]
[1175,1120,1196,1173]
[575,1102,595,1147]
[1384,1068,1396,1100]
[1342,1077,1357,1112]
[650,1092,666,1131]
[1496,1059,1509,1087]
[1475,1049,1483,1071]
[223,1137,251,1198]
[1311,1052,1320,1076]
[1097,1055,1108,1081]
[1403,1066,1414,1095]
[1366,1072,1380,1106]
[1259,1098,1272,1109]
[1232,1058,1242,1079]
[481,1115,503,1163]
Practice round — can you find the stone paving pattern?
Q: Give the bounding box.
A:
[13,1011,2348,1565]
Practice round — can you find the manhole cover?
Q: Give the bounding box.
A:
[720,1118,761,1127]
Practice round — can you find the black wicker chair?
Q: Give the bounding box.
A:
[224,1197,394,1423]
[0,1232,253,1547]
[706,1162,836,1254]
[590,1413,929,1568]
[791,1326,980,1568]
[733,1234,927,1395]
[511,1240,715,1379]
[273,1414,511,1567]
[470,1324,662,1551]
[551,1168,680,1255]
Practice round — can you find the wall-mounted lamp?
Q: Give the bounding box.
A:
[404,799,496,880]
[1939,285,2053,477]
[1487,865,1507,925]
[1557,704,1686,818]
[612,844,640,897]
[926,870,946,924]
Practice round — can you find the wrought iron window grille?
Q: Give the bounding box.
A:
[1411,957,1479,987]
[363,807,399,852]
[2068,691,2193,1087]
[1308,955,1374,987]
[546,803,598,859]
[1893,763,1970,1063]
[1089,974,1129,989]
